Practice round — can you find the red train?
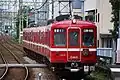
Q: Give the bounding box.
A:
[23,19,97,73]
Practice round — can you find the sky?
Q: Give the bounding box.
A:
[0,0,43,12]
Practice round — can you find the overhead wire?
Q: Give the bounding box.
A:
[29,0,57,15]
[36,0,57,11]
[35,0,48,10]
[31,0,57,11]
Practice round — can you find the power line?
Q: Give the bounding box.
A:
[31,0,48,11]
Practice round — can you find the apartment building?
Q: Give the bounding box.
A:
[84,0,113,48]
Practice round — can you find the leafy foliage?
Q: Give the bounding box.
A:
[85,60,114,80]
[15,14,19,39]
[15,6,31,39]
[109,0,120,40]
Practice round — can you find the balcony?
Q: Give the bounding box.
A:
[97,48,113,58]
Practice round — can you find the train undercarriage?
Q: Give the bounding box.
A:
[23,47,96,79]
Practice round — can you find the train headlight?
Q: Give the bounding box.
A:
[54,29,65,32]
[72,19,77,24]
[82,49,89,56]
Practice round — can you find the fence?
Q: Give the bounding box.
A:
[97,48,113,58]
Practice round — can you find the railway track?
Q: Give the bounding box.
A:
[2,35,65,80]
[4,41,58,80]
[2,43,29,80]
[4,36,25,54]
[0,37,29,80]
[0,51,8,80]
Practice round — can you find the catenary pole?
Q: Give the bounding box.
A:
[115,9,120,64]
[52,0,54,19]
[18,0,23,43]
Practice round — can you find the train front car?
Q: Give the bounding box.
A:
[50,19,97,73]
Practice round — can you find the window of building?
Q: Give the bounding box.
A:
[102,38,104,47]
[95,9,97,14]
[85,10,95,22]
[85,15,95,22]
[96,14,97,22]
[98,13,100,22]
[97,40,99,47]
[107,39,112,48]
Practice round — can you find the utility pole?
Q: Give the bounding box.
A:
[18,0,22,43]
[26,8,28,28]
[81,0,85,20]
[52,0,54,19]
[116,10,120,63]
[118,10,120,38]
[69,0,72,18]
[34,0,37,25]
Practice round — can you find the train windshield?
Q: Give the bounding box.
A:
[69,31,79,46]
[54,29,66,46]
[83,29,94,46]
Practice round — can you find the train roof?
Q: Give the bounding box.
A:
[23,25,50,32]
[23,19,96,32]
[52,19,96,26]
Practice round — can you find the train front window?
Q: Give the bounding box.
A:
[69,31,79,46]
[54,29,66,46]
[83,29,94,46]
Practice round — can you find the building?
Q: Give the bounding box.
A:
[84,0,113,48]
[33,0,114,48]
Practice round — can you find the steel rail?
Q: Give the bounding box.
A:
[0,64,47,68]
[4,36,25,54]
[7,41,25,54]
[2,43,29,80]
[0,52,8,80]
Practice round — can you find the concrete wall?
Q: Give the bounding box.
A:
[84,0,113,48]
[96,0,113,34]
[84,0,96,11]
[96,0,113,47]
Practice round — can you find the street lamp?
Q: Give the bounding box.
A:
[116,9,120,63]
[119,10,120,38]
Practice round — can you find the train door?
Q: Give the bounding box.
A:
[67,27,81,62]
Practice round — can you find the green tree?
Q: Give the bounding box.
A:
[15,6,31,40]
[22,6,31,28]
[109,0,120,40]
[15,14,19,39]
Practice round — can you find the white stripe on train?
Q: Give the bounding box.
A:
[23,40,96,51]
